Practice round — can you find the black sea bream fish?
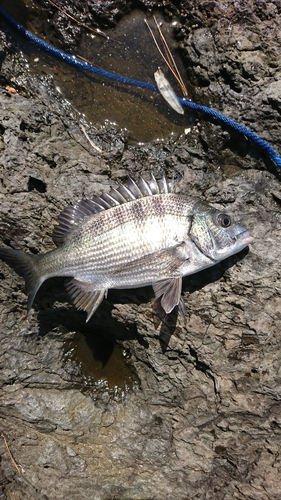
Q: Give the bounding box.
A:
[0,175,253,321]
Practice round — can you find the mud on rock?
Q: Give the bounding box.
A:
[0,1,281,499]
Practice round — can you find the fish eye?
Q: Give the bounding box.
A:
[218,214,231,228]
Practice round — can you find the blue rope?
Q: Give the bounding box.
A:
[178,98,281,168]
[0,7,157,92]
[1,6,281,169]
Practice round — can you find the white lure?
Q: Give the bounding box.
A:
[154,68,184,115]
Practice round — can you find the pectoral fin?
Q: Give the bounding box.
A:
[66,278,105,322]
[113,243,189,277]
[153,277,183,314]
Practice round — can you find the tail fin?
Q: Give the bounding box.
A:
[0,247,43,313]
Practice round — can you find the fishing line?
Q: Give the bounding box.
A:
[1,6,281,168]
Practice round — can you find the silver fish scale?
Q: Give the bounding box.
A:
[75,215,185,288]
[39,194,195,288]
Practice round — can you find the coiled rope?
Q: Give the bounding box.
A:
[1,6,281,169]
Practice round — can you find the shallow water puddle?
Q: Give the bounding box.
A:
[2,1,191,142]
[72,331,139,393]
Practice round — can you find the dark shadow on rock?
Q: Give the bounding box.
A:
[36,310,134,368]
[35,279,141,367]
[0,50,6,70]
[154,246,250,352]
[78,328,115,368]
[155,304,180,354]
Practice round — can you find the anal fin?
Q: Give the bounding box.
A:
[66,278,105,322]
[153,277,183,314]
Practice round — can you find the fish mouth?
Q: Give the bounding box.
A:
[236,229,253,245]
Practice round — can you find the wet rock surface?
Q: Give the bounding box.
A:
[0,1,281,499]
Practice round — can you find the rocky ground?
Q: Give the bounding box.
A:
[0,1,281,499]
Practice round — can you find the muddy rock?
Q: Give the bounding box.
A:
[0,1,281,499]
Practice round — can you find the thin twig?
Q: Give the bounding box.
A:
[153,17,175,72]
[0,432,25,474]
[144,20,175,77]
[144,18,188,97]
[75,54,103,70]
[47,0,123,44]
[80,124,102,153]
[153,16,188,97]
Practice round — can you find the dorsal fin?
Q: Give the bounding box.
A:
[138,174,173,196]
[53,199,104,245]
[148,173,160,194]
[125,176,143,198]
[113,174,174,200]
[52,175,173,245]
[137,176,153,196]
[116,181,136,201]
[106,187,128,204]
[157,175,169,194]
